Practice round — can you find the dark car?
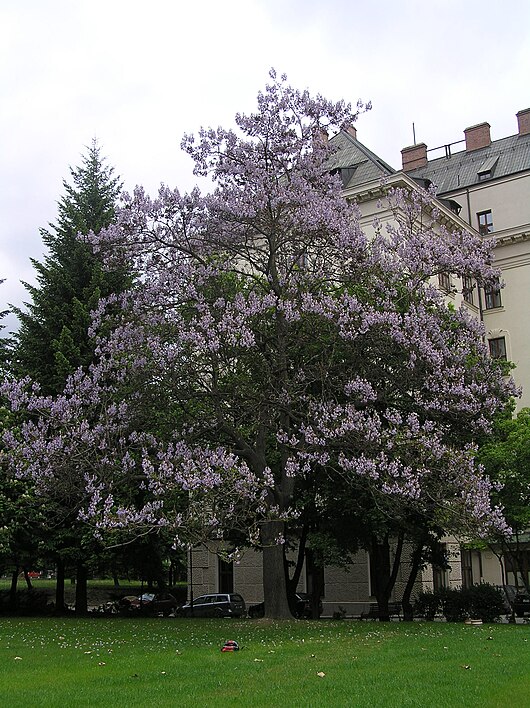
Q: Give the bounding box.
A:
[502,585,530,617]
[176,593,246,618]
[119,592,179,616]
[514,591,530,617]
[248,593,323,619]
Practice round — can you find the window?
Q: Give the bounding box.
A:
[461,549,474,589]
[477,156,498,182]
[477,210,494,235]
[438,272,451,292]
[488,336,507,360]
[433,565,449,592]
[505,552,530,588]
[305,549,325,599]
[218,558,234,594]
[462,276,475,305]
[484,280,502,309]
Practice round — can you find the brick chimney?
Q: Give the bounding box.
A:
[313,127,329,145]
[401,143,427,171]
[464,122,491,151]
[516,108,530,136]
[344,124,357,140]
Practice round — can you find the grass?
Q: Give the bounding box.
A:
[1,619,529,707]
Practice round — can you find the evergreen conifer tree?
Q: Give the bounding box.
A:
[10,141,129,612]
[13,139,128,393]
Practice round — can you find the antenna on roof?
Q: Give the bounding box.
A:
[413,122,416,146]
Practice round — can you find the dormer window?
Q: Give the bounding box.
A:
[477,156,498,182]
[331,166,357,188]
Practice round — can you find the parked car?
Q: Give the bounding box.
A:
[176,593,246,618]
[514,591,530,617]
[248,592,323,619]
[502,585,530,617]
[119,592,179,616]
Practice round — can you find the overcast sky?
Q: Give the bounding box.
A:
[1,0,529,335]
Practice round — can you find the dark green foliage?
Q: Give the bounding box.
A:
[479,407,530,533]
[438,586,469,622]
[13,139,128,393]
[464,582,506,622]
[0,589,52,615]
[414,590,439,620]
[478,407,530,593]
[415,583,505,622]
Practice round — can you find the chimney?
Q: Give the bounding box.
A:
[344,124,357,140]
[314,127,329,144]
[464,122,491,151]
[516,108,530,136]
[401,143,427,171]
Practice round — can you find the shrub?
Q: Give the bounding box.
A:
[0,589,52,616]
[439,587,468,622]
[465,583,505,622]
[414,591,440,620]
[421,583,506,623]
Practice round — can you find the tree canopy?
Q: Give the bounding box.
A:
[1,73,517,618]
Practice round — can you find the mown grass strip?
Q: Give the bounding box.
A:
[1,618,529,707]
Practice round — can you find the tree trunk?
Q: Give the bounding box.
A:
[55,558,66,614]
[23,567,33,590]
[371,532,404,622]
[262,520,292,618]
[75,562,88,615]
[284,524,308,616]
[401,537,426,621]
[111,559,120,588]
[371,535,391,621]
[9,567,19,611]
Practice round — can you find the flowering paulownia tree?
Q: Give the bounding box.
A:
[2,72,516,618]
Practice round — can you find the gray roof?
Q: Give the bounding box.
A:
[408,132,530,195]
[327,130,395,189]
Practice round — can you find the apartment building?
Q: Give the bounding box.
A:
[402,109,530,410]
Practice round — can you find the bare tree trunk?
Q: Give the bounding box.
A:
[285,524,308,598]
[23,567,33,590]
[490,543,516,623]
[111,558,120,588]
[9,567,19,611]
[55,558,66,614]
[75,562,88,615]
[262,520,292,619]
[402,537,426,621]
[371,531,404,621]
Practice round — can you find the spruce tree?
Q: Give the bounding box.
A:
[13,139,128,393]
[11,141,129,612]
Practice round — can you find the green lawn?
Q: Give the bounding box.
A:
[0,618,529,707]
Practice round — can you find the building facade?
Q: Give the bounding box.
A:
[403,109,530,411]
